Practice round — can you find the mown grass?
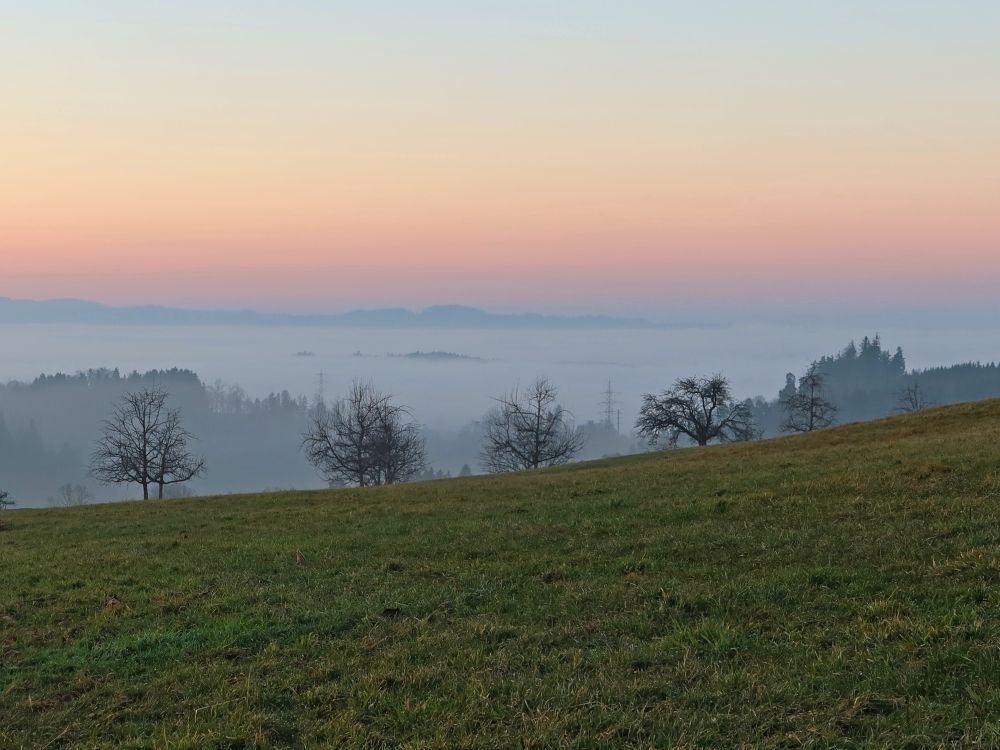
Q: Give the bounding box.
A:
[3,401,1000,748]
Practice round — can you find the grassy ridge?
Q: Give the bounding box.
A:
[3,401,1000,747]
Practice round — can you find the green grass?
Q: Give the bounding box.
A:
[4,401,1000,748]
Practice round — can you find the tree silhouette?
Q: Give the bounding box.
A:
[52,483,92,506]
[303,380,425,487]
[91,388,205,500]
[781,365,837,433]
[636,374,757,447]
[480,377,584,472]
[897,381,935,413]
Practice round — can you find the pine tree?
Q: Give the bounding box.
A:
[891,347,906,374]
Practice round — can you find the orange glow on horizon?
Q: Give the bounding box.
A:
[3,4,999,311]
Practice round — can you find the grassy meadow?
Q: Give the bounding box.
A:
[3,401,1000,747]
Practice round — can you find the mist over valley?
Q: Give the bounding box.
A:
[3,309,1000,506]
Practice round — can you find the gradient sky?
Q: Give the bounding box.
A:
[3,1,998,314]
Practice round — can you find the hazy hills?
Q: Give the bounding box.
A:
[0,297,657,329]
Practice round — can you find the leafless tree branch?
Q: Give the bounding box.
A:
[302,380,425,487]
[896,381,935,413]
[781,364,838,433]
[90,388,205,500]
[636,374,758,447]
[480,377,585,472]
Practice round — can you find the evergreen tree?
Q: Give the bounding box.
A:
[779,373,797,403]
[891,347,906,374]
[781,365,837,433]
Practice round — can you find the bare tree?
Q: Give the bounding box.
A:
[897,381,935,413]
[302,380,425,487]
[162,484,195,499]
[636,374,757,447]
[480,377,585,472]
[781,365,837,433]
[371,405,427,485]
[90,388,205,500]
[52,483,93,506]
[152,410,205,499]
[0,489,12,529]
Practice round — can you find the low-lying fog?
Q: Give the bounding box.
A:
[3,320,999,507]
[4,322,998,429]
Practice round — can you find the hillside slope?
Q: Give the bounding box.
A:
[3,401,1000,747]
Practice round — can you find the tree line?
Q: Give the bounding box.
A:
[0,368,315,503]
[4,334,1000,506]
[75,369,838,499]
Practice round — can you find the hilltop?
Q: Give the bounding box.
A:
[3,401,1000,746]
[0,297,657,330]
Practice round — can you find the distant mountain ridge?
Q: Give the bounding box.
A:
[0,297,658,330]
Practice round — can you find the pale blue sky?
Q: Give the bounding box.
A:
[3,2,998,313]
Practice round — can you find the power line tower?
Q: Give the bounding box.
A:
[314,370,326,409]
[601,379,618,434]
